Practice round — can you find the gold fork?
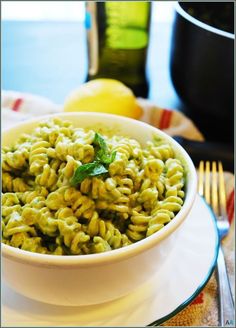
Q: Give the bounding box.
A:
[198,161,234,326]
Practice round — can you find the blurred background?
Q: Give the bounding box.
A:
[2,1,234,145]
[2,1,175,105]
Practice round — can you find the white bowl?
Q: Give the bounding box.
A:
[2,112,197,306]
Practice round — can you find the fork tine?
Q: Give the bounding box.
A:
[204,161,211,204]
[198,161,204,196]
[212,161,219,216]
[197,161,234,324]
[218,161,227,217]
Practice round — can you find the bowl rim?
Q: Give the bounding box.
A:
[175,2,235,40]
[2,112,197,267]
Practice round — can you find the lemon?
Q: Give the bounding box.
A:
[63,79,142,119]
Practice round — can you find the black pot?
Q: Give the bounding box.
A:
[170,3,234,144]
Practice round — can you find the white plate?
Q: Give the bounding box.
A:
[2,195,219,327]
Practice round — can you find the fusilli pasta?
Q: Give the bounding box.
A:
[2,118,186,255]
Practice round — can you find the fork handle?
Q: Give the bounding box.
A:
[216,246,235,326]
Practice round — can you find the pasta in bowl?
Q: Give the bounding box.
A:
[2,113,197,305]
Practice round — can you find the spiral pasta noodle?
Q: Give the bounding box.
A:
[2,118,186,255]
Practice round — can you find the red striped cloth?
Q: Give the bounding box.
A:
[227,190,235,225]
[12,98,23,112]
[159,109,173,130]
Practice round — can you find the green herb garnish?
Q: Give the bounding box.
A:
[94,132,116,164]
[71,162,108,186]
[71,133,116,186]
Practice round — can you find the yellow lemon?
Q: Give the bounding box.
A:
[63,79,142,119]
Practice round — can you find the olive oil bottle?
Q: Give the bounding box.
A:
[85,1,151,97]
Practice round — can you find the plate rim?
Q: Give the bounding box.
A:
[147,196,220,326]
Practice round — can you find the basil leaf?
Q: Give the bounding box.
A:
[71,162,108,186]
[93,133,116,164]
[94,132,107,152]
[71,133,116,187]
[110,150,116,163]
[100,150,117,164]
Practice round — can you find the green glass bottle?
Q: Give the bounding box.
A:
[86,1,151,97]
